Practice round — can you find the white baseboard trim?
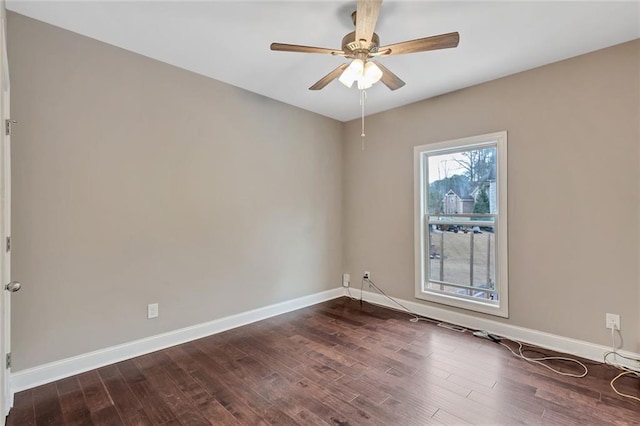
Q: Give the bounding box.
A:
[348,288,640,371]
[11,287,345,393]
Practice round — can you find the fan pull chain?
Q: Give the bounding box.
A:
[360,89,367,150]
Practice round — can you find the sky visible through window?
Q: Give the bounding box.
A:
[428,152,467,184]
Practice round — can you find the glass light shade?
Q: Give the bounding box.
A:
[338,73,355,88]
[357,79,373,90]
[338,59,365,88]
[362,62,383,86]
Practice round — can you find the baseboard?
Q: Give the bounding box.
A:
[348,287,640,371]
[10,287,344,393]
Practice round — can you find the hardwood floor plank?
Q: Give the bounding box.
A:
[6,389,35,426]
[74,371,124,425]
[408,335,457,354]
[431,408,473,425]
[296,363,362,403]
[116,359,176,425]
[467,389,546,425]
[299,338,370,379]
[229,336,364,401]
[192,340,247,374]
[356,370,442,415]
[229,333,362,405]
[294,407,332,426]
[253,372,345,425]
[541,407,588,426]
[348,394,421,426]
[56,378,93,426]
[118,408,154,426]
[190,368,273,425]
[412,369,473,398]
[98,364,146,426]
[225,336,305,385]
[133,355,211,426]
[475,379,545,420]
[379,396,438,425]
[170,346,270,425]
[333,375,392,405]
[425,352,499,387]
[89,406,125,426]
[190,345,301,425]
[158,350,242,425]
[55,376,82,396]
[535,387,637,425]
[313,391,387,426]
[76,370,115,413]
[151,351,241,425]
[196,330,365,426]
[32,383,65,425]
[332,340,419,376]
[316,307,367,327]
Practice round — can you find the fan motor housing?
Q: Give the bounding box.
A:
[342,31,380,54]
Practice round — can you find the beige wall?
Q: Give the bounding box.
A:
[343,39,640,352]
[7,13,343,371]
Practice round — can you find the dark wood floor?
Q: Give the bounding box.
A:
[7,297,640,425]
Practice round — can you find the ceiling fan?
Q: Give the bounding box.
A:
[270,0,459,91]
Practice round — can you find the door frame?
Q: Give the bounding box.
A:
[1,2,12,417]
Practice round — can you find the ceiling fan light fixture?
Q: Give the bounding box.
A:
[337,71,355,88]
[357,77,372,90]
[340,59,383,90]
[338,58,365,88]
[362,61,383,85]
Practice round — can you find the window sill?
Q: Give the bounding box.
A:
[415,288,509,318]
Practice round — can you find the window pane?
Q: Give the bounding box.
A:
[427,227,495,290]
[427,147,497,215]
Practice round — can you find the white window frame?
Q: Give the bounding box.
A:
[413,131,508,317]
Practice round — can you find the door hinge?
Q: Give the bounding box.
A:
[5,119,16,136]
[5,353,10,369]
[5,236,9,252]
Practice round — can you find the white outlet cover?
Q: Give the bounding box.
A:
[342,274,350,287]
[148,303,159,319]
[605,313,620,329]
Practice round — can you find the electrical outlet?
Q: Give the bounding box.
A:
[148,303,159,319]
[605,313,620,330]
[342,273,350,287]
[363,271,370,280]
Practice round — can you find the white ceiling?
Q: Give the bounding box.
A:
[6,1,640,122]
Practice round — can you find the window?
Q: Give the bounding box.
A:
[414,132,508,317]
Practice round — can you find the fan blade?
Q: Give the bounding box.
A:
[355,0,382,46]
[271,43,343,55]
[378,32,459,56]
[309,63,349,90]
[372,61,405,90]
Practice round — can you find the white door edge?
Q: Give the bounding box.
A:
[1,3,12,418]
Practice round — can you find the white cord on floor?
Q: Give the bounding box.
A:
[498,339,588,378]
[364,278,439,324]
[603,326,640,402]
[345,285,358,302]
